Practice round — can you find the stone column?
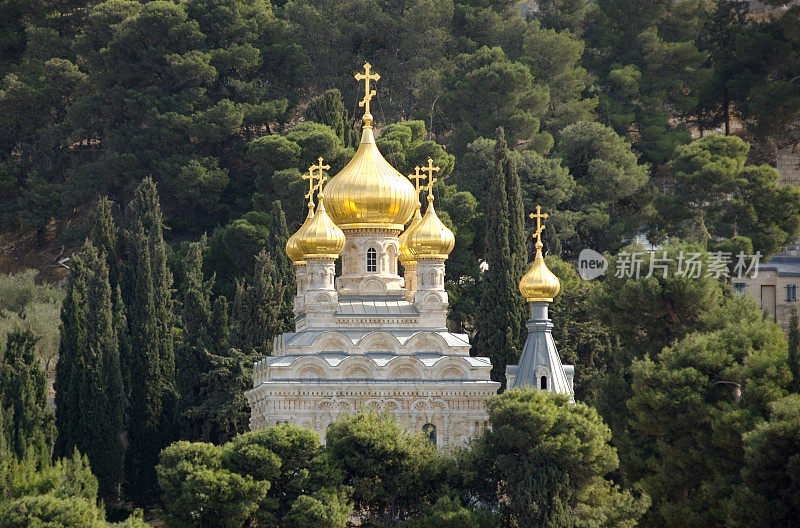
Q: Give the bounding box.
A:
[414,258,448,329]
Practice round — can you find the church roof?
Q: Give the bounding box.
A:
[336,297,419,316]
[508,309,573,396]
[280,329,472,349]
[267,352,491,369]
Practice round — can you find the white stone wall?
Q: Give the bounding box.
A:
[246,381,497,447]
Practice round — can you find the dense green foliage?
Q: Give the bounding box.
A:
[0,327,54,464]
[2,0,800,524]
[0,450,149,528]
[461,389,649,528]
[0,272,64,375]
[655,134,800,254]
[157,425,350,528]
[54,241,125,500]
[474,128,522,386]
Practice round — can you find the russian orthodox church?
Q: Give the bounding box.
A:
[246,64,573,447]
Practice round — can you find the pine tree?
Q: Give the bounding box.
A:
[54,249,90,459]
[788,307,800,393]
[474,128,520,389]
[230,250,284,360]
[268,200,295,332]
[0,326,55,464]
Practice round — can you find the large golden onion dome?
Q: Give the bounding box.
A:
[407,194,455,260]
[286,205,313,264]
[294,195,346,259]
[519,206,560,302]
[398,203,422,264]
[323,63,417,230]
[323,126,417,230]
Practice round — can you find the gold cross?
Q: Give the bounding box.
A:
[408,166,427,193]
[308,157,330,195]
[529,205,548,247]
[421,158,439,194]
[355,62,380,119]
[302,168,318,205]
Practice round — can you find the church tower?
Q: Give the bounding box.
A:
[247,63,500,447]
[505,206,575,396]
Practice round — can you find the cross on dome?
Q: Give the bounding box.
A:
[408,166,427,194]
[355,62,380,124]
[529,205,548,248]
[421,158,439,197]
[301,168,318,208]
[308,157,330,197]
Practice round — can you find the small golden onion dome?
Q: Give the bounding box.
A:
[519,243,561,302]
[323,126,417,230]
[286,205,313,264]
[407,195,455,260]
[398,203,423,264]
[294,195,346,259]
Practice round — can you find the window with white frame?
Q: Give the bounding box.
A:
[733,282,747,295]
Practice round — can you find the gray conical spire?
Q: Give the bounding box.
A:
[506,205,574,397]
[506,302,574,397]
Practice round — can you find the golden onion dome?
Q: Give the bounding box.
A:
[519,243,561,302]
[322,125,417,230]
[398,203,423,264]
[286,205,313,264]
[294,195,346,260]
[407,194,455,260]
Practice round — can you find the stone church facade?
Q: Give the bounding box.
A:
[246,63,572,447]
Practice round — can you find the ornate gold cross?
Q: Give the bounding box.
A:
[308,157,330,195]
[421,158,439,194]
[408,166,427,193]
[355,62,380,119]
[529,205,548,247]
[302,168,318,205]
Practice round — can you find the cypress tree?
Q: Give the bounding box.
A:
[503,130,528,352]
[304,88,355,147]
[90,196,119,290]
[122,177,176,501]
[177,235,214,440]
[54,241,126,499]
[268,200,295,332]
[230,250,284,360]
[789,307,800,393]
[0,405,8,493]
[54,249,90,459]
[123,225,162,502]
[113,285,130,403]
[0,326,55,463]
[84,252,125,500]
[474,128,520,389]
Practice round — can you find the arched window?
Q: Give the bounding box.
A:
[366,247,378,272]
[422,423,437,446]
[540,375,548,390]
